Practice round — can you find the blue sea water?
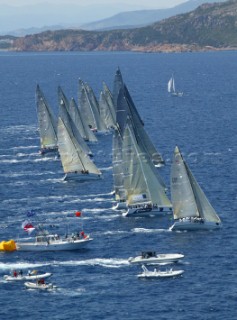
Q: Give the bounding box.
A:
[0,51,237,320]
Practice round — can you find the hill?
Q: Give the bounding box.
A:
[10,0,237,52]
[81,0,226,31]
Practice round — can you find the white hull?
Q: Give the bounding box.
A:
[138,266,184,278]
[171,92,183,97]
[169,220,221,231]
[129,253,184,265]
[63,173,101,181]
[3,272,52,281]
[24,282,56,290]
[17,238,93,252]
[123,206,172,217]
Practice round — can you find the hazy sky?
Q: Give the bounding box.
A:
[0,0,186,9]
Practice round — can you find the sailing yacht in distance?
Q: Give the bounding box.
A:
[167,74,183,97]
[170,146,221,231]
[35,85,58,154]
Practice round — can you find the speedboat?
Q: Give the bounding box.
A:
[3,272,52,281]
[24,281,56,290]
[137,265,184,278]
[128,251,184,265]
[16,233,93,252]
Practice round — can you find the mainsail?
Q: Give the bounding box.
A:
[68,98,97,143]
[168,75,175,93]
[123,120,171,209]
[57,117,101,177]
[171,146,221,223]
[58,87,93,156]
[99,90,116,130]
[35,84,58,151]
[78,79,107,132]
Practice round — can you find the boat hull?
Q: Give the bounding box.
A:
[138,269,184,278]
[3,272,52,281]
[63,173,101,181]
[169,220,221,231]
[16,238,93,252]
[24,282,56,290]
[128,253,184,265]
[123,206,172,217]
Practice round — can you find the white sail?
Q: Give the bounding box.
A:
[123,121,171,209]
[171,146,221,224]
[78,79,107,132]
[185,162,221,223]
[57,117,101,177]
[112,129,126,202]
[69,98,97,143]
[35,84,57,151]
[171,146,199,219]
[99,92,116,129]
[168,75,175,93]
[58,87,93,156]
[102,81,116,122]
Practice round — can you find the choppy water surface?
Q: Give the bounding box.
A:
[0,51,237,320]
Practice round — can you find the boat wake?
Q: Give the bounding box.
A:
[54,258,129,268]
[0,261,50,271]
[132,228,169,233]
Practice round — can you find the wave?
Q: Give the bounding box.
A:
[0,261,50,271]
[0,157,57,164]
[54,258,129,268]
[132,228,169,233]
[99,166,112,171]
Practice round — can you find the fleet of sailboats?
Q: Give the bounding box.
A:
[35,69,221,231]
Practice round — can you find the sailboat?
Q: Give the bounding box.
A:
[122,120,172,217]
[170,146,221,231]
[57,117,101,181]
[58,87,93,157]
[35,85,58,154]
[78,79,108,133]
[167,75,183,97]
[68,98,98,143]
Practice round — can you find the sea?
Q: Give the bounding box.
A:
[0,51,236,320]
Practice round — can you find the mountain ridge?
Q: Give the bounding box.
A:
[4,0,237,53]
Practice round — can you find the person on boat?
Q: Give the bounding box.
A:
[13,270,18,277]
[19,270,23,276]
[38,278,45,285]
[80,231,87,239]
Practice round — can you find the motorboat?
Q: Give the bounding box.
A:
[128,251,184,265]
[24,281,56,290]
[16,233,93,252]
[137,265,184,278]
[3,271,52,281]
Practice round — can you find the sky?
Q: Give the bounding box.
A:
[0,0,188,34]
[0,0,187,9]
